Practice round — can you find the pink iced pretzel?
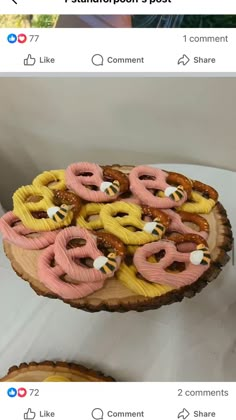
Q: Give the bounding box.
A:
[0,211,59,249]
[38,227,123,299]
[54,227,121,282]
[66,162,128,202]
[129,166,191,209]
[164,209,209,240]
[133,234,210,288]
[38,244,104,300]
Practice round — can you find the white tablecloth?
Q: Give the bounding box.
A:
[0,164,235,381]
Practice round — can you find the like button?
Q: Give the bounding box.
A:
[24,54,36,66]
[24,408,36,419]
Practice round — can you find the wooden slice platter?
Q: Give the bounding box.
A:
[2,165,233,312]
[0,361,114,382]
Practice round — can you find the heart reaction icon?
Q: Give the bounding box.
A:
[18,34,27,44]
[18,387,27,398]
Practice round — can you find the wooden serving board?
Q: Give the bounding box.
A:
[2,165,233,312]
[0,361,114,382]
[3,201,232,312]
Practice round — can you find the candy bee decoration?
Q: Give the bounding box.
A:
[133,234,211,288]
[100,202,170,245]
[129,166,192,209]
[37,227,125,299]
[65,162,129,202]
[178,180,219,214]
[142,205,170,236]
[47,204,72,223]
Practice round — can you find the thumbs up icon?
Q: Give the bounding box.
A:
[23,54,36,66]
[23,408,36,419]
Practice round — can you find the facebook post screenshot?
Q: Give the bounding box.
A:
[0,0,235,419]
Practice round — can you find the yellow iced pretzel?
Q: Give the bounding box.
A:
[116,263,173,297]
[177,180,218,214]
[32,169,66,191]
[100,202,168,245]
[43,376,71,382]
[177,191,216,214]
[13,185,73,231]
[76,203,104,231]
